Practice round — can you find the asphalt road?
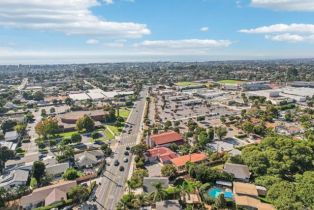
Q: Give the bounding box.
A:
[94,88,148,210]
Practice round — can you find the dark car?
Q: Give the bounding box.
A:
[124,151,129,156]
[114,160,120,166]
[123,157,128,163]
[94,140,104,145]
[126,146,130,150]
[119,166,125,171]
[39,154,47,159]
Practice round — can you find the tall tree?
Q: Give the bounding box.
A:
[215,126,227,141]
[76,115,95,132]
[32,161,46,182]
[151,182,167,202]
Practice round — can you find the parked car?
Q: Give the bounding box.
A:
[124,151,129,156]
[114,160,120,166]
[119,166,125,171]
[123,158,128,162]
[126,146,130,150]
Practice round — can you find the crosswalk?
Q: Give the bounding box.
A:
[119,142,136,147]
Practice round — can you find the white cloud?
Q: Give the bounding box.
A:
[0,0,150,38]
[240,23,314,43]
[86,39,99,44]
[134,39,231,49]
[104,42,124,48]
[239,24,314,34]
[265,33,305,42]
[251,0,314,12]
[265,33,314,42]
[103,0,113,4]
[200,27,209,32]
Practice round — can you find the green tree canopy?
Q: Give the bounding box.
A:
[161,164,177,178]
[32,161,46,182]
[63,167,79,180]
[76,115,95,132]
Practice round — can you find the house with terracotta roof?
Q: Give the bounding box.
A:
[149,131,184,148]
[146,147,178,164]
[20,181,76,209]
[233,182,275,210]
[170,153,207,170]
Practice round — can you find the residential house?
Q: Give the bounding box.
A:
[223,163,251,182]
[149,131,184,148]
[233,182,275,210]
[4,130,19,142]
[0,169,29,189]
[5,153,39,171]
[0,141,18,151]
[75,150,104,168]
[143,177,169,193]
[170,153,207,170]
[156,200,182,210]
[46,162,70,178]
[20,180,76,210]
[146,147,178,164]
[275,125,302,136]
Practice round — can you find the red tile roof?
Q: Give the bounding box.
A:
[147,147,178,163]
[170,153,207,168]
[151,131,183,145]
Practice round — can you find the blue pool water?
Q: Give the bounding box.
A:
[208,187,233,199]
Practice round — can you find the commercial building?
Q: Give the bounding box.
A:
[196,90,225,99]
[69,89,134,101]
[242,81,271,91]
[59,110,106,124]
[289,81,314,88]
[181,99,203,106]
[248,86,314,104]
[58,109,106,131]
[149,131,184,147]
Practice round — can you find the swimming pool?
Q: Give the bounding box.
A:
[208,187,233,199]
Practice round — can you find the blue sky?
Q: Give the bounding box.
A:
[0,0,314,64]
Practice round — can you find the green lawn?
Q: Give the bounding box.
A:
[118,107,131,119]
[175,81,201,86]
[57,131,78,138]
[218,80,245,84]
[211,164,224,170]
[104,128,114,140]
[106,125,122,136]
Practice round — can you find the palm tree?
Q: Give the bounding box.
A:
[179,181,191,202]
[150,182,167,202]
[117,194,132,210]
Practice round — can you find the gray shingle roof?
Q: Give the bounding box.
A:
[224,163,251,180]
[156,200,181,210]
